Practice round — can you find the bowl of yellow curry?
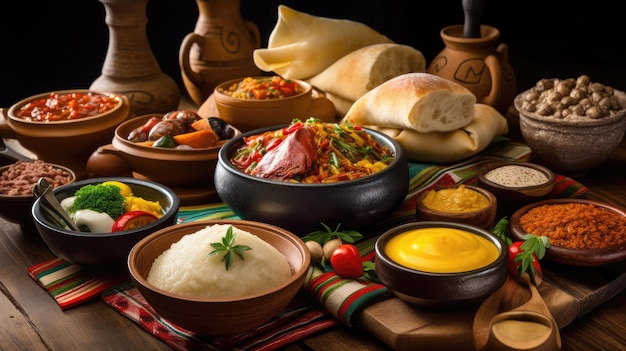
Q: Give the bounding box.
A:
[375,221,508,309]
[214,119,409,236]
[415,184,497,229]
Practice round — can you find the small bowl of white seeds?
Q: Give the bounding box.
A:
[476,160,555,206]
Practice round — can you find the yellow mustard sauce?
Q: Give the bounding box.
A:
[422,185,489,213]
[385,227,499,273]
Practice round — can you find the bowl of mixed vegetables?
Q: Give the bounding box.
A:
[31,177,180,267]
[214,118,409,235]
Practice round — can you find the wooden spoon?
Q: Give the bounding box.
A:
[473,274,562,350]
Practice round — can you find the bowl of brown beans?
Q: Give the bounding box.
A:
[0,160,75,229]
[207,76,337,132]
[0,89,131,177]
[514,75,626,176]
[509,198,626,266]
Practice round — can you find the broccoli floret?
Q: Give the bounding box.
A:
[68,184,126,219]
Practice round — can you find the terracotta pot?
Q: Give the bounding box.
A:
[428,24,516,115]
[90,0,180,115]
[180,0,261,106]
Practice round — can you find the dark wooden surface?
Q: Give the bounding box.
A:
[1,109,626,350]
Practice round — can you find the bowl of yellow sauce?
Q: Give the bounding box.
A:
[416,184,497,229]
[375,221,508,308]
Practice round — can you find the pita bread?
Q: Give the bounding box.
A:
[253,5,393,80]
[343,73,477,133]
[369,104,509,163]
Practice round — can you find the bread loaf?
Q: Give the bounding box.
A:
[253,5,393,80]
[308,43,426,104]
[343,73,476,133]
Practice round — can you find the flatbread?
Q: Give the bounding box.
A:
[253,5,393,80]
[369,104,509,163]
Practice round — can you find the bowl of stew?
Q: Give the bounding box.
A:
[0,90,131,177]
[214,119,409,235]
[210,76,337,132]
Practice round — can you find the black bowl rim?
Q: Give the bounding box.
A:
[0,162,77,199]
[31,176,180,238]
[375,221,507,277]
[476,160,556,192]
[217,123,406,188]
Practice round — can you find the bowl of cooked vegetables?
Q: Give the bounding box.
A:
[128,219,310,336]
[31,177,180,267]
[86,111,240,196]
[375,221,508,309]
[214,119,409,235]
[0,89,131,177]
[209,75,337,132]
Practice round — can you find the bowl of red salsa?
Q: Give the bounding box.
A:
[211,76,337,132]
[0,89,131,176]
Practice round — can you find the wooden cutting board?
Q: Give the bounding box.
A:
[359,259,626,350]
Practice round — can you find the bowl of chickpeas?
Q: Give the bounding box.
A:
[514,75,626,176]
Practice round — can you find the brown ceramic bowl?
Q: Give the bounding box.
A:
[509,198,626,266]
[514,88,626,176]
[128,219,310,336]
[211,76,336,132]
[0,161,76,229]
[415,185,497,229]
[476,160,555,206]
[86,114,240,202]
[31,177,180,268]
[375,221,508,309]
[0,90,131,177]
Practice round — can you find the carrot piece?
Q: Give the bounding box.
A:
[135,140,155,147]
[190,117,214,131]
[173,129,219,148]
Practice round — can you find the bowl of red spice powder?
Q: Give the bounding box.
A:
[509,198,626,266]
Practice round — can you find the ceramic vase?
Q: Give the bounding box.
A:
[179,0,261,106]
[428,24,516,115]
[90,0,180,116]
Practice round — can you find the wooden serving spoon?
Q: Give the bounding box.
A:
[473,274,562,351]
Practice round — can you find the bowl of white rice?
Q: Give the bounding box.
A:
[127,219,310,336]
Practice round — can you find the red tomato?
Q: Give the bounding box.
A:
[508,241,543,285]
[111,211,158,232]
[330,244,363,278]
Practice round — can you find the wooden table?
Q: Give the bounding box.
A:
[2,111,626,351]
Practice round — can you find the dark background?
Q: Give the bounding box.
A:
[1,0,624,108]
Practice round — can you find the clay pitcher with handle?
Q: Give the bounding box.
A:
[180,0,261,106]
[428,24,517,115]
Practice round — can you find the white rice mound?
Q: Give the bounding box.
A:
[147,224,292,299]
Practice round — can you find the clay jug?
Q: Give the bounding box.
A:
[428,24,516,115]
[180,0,261,106]
[90,0,180,116]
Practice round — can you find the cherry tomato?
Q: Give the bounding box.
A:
[111,211,158,232]
[508,241,543,285]
[330,244,363,278]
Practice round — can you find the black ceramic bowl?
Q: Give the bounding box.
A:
[214,124,409,235]
[375,221,508,309]
[32,177,180,268]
